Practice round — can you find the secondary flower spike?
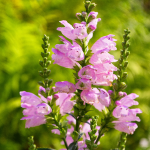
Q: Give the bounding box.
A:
[112,93,142,134]
[20,91,52,128]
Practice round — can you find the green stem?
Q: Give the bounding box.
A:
[118,132,127,150]
[95,124,105,144]
[62,138,68,150]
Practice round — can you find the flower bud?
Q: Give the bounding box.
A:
[48,79,53,86]
[39,60,43,67]
[124,61,128,68]
[85,1,91,11]
[76,13,83,21]
[82,11,87,18]
[38,71,43,77]
[120,82,127,90]
[122,72,128,80]
[88,3,97,12]
[38,81,45,87]
[125,51,130,57]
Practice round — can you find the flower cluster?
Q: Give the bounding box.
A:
[113,93,142,134]
[20,0,142,149]
[20,88,51,128]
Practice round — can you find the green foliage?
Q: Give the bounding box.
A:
[0,0,150,150]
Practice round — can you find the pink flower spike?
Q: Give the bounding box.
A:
[54,81,76,93]
[76,78,91,90]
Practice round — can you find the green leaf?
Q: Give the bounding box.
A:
[68,142,78,150]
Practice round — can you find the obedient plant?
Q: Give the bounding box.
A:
[21,0,142,150]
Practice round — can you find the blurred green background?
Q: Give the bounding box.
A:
[0,0,150,149]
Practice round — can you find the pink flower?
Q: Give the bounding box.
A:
[67,115,76,124]
[57,20,87,40]
[98,88,111,107]
[52,48,76,68]
[93,102,105,112]
[54,81,76,93]
[20,91,52,128]
[81,88,99,104]
[89,11,98,19]
[113,121,138,134]
[55,93,75,115]
[88,18,101,31]
[91,34,117,53]
[113,106,141,122]
[112,93,142,134]
[75,78,91,90]
[51,129,60,135]
[67,45,84,61]
[90,51,117,65]
[115,93,139,107]
[20,91,41,106]
[92,72,117,86]
[21,115,46,128]
[78,65,96,81]
[52,36,84,68]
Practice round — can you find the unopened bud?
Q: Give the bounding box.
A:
[38,81,45,87]
[122,72,128,79]
[46,69,51,76]
[39,60,43,67]
[46,61,51,67]
[92,129,97,134]
[43,57,47,63]
[125,51,130,57]
[88,3,97,12]
[120,82,127,90]
[124,61,128,68]
[85,1,91,11]
[38,71,43,77]
[76,13,83,21]
[82,11,87,18]
[48,79,53,86]
[43,67,47,72]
